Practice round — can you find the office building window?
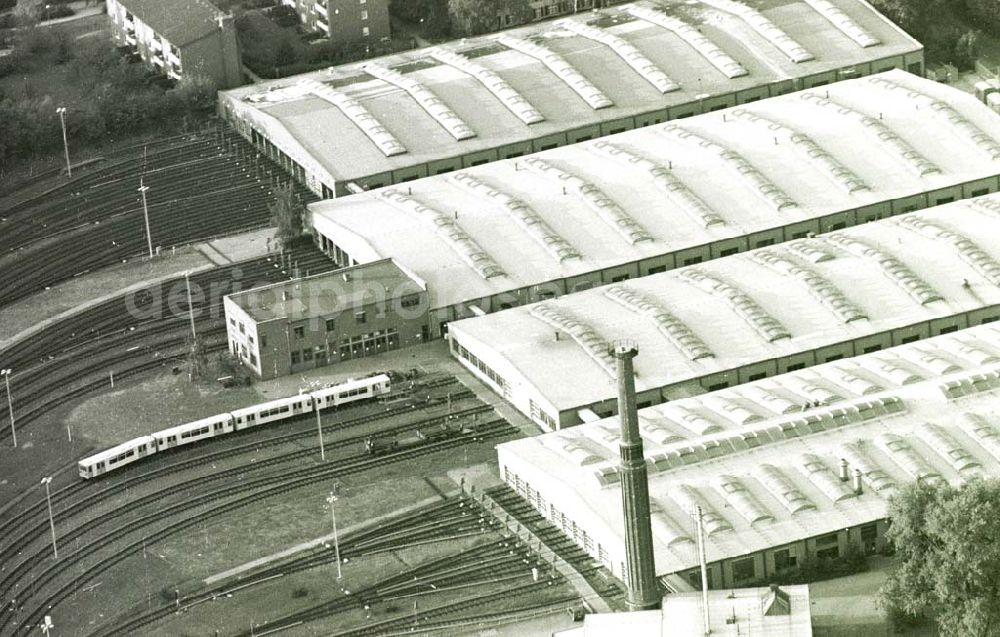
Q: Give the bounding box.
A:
[360,9,367,19]
[362,26,370,36]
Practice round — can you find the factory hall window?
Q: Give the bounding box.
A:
[682,255,703,266]
[239,322,245,334]
[294,326,305,339]
[732,557,755,583]
[773,548,797,571]
[291,351,301,365]
[900,334,920,344]
[355,311,367,324]
[400,295,420,308]
[325,318,336,331]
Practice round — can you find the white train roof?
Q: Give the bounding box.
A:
[81,435,155,464]
[496,322,1000,576]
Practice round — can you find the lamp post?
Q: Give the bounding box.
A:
[184,271,197,341]
[316,408,326,461]
[326,490,342,581]
[138,180,152,258]
[41,477,58,559]
[1,369,14,448]
[56,106,71,178]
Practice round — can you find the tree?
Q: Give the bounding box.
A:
[880,479,1000,637]
[448,0,531,36]
[186,336,210,381]
[269,182,305,248]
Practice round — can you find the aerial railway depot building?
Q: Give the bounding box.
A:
[448,195,1000,429]
[218,0,923,198]
[228,69,1000,381]
[496,322,1000,591]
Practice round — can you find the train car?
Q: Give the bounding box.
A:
[231,394,314,431]
[364,422,459,456]
[78,435,157,479]
[313,373,392,410]
[153,413,235,451]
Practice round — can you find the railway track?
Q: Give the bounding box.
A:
[4,418,518,635]
[93,501,512,636]
[0,247,341,445]
[0,379,469,567]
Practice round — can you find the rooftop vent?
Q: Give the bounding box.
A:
[530,304,617,377]
[799,93,940,176]
[823,234,943,305]
[379,189,505,280]
[521,157,654,245]
[733,109,869,193]
[451,172,581,262]
[868,77,1000,161]
[590,141,725,227]
[662,125,798,210]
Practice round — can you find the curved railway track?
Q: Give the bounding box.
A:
[4,419,517,635]
[96,504,511,635]
[0,246,342,445]
[0,388,476,569]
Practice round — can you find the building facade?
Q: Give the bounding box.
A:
[223,259,429,379]
[282,0,391,43]
[106,0,243,89]
[496,322,1000,591]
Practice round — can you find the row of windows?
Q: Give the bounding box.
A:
[454,342,508,391]
[698,315,1000,393]
[530,399,557,429]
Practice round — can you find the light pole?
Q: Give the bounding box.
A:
[1,369,14,448]
[184,271,197,341]
[326,490,342,580]
[138,180,152,258]
[56,106,71,178]
[41,477,58,559]
[316,407,326,461]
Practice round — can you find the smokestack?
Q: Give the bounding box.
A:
[613,341,660,612]
[852,469,864,495]
[839,458,849,482]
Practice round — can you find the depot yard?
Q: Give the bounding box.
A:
[0,338,547,635]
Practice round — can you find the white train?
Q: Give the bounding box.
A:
[78,373,391,479]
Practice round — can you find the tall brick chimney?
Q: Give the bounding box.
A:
[613,341,660,611]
